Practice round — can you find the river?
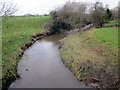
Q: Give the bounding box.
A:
[9,34,90,88]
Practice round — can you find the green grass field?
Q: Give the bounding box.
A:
[95,27,118,48]
[60,26,118,88]
[2,16,50,83]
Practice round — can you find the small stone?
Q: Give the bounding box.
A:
[90,83,100,88]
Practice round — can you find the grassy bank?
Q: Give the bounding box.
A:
[2,16,50,89]
[60,27,119,88]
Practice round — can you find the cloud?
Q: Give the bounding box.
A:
[12,0,68,15]
[1,0,119,15]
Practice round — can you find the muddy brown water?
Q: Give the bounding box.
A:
[9,34,91,88]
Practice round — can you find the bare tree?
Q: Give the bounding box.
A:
[0,2,18,16]
[56,1,88,28]
[47,1,90,34]
[90,2,106,27]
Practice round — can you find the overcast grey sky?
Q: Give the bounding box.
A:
[0,0,119,15]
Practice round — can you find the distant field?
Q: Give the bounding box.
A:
[60,26,118,88]
[2,16,50,78]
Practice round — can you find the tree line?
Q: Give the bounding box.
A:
[0,1,118,34]
[44,1,118,34]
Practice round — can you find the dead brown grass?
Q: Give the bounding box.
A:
[60,29,118,88]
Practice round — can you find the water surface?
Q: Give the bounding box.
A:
[10,34,90,88]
